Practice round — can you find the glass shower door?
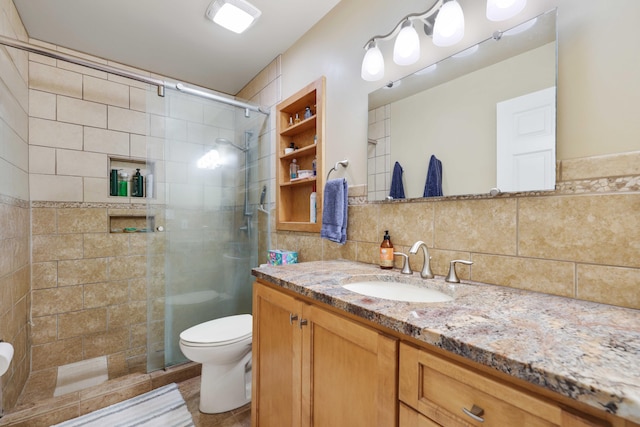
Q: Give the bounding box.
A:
[146,87,267,371]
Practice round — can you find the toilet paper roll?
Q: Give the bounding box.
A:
[0,342,14,377]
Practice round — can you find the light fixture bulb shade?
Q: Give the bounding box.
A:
[361,43,385,81]
[433,0,465,47]
[393,22,420,66]
[486,0,526,22]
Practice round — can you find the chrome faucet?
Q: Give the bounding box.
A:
[409,241,434,279]
[445,259,473,283]
[393,252,413,275]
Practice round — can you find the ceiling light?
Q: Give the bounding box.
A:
[433,0,465,47]
[486,0,527,22]
[361,41,385,81]
[393,20,420,66]
[205,0,261,34]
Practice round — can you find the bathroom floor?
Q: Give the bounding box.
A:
[0,363,250,427]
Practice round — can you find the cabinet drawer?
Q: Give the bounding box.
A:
[399,342,562,427]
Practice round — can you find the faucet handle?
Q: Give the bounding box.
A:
[393,252,413,275]
[445,259,473,283]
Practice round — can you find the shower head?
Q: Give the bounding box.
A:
[215,137,247,152]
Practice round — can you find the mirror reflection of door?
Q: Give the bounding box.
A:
[496,86,556,192]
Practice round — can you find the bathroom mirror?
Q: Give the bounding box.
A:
[367,9,557,200]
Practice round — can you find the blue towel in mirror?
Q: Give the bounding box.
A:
[389,161,405,199]
[423,155,443,197]
[321,178,348,244]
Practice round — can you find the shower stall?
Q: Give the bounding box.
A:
[145,87,269,371]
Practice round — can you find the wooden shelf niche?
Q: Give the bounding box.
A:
[276,76,325,232]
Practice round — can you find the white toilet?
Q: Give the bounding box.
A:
[179,314,253,414]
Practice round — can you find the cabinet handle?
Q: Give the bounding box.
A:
[299,319,308,328]
[462,404,485,423]
[289,313,299,324]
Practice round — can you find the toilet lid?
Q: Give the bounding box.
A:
[180,314,252,345]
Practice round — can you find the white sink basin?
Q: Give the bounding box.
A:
[342,281,453,303]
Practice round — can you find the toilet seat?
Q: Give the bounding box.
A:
[179,314,252,347]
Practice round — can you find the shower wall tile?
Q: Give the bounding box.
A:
[29,61,83,98]
[30,174,84,201]
[57,149,108,178]
[107,105,147,135]
[83,127,130,156]
[31,261,57,290]
[29,117,83,150]
[32,337,84,371]
[58,308,108,339]
[30,315,58,345]
[32,233,83,262]
[29,145,56,174]
[57,208,108,233]
[57,95,107,128]
[84,281,130,309]
[83,75,130,108]
[31,285,83,316]
[57,258,109,286]
[29,89,57,119]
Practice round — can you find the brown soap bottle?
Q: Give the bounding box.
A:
[380,230,394,269]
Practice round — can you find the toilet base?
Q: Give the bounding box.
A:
[199,350,252,414]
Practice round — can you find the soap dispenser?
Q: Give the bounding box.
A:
[379,230,394,269]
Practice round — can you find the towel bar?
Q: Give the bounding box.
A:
[326,160,349,181]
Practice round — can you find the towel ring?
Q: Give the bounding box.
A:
[326,160,349,181]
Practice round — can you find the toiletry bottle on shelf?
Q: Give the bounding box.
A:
[290,159,299,179]
[310,185,317,223]
[132,168,144,197]
[294,113,301,124]
[288,115,294,126]
[110,169,119,196]
[304,106,312,119]
[146,173,154,198]
[380,230,394,269]
[118,170,129,197]
[312,156,317,176]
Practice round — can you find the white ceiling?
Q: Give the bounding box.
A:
[13,0,342,96]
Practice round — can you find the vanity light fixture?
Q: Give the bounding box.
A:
[486,0,527,22]
[361,0,527,82]
[205,0,262,34]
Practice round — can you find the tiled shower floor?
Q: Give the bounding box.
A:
[0,363,250,427]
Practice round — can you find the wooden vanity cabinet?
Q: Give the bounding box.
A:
[399,342,612,427]
[252,281,398,427]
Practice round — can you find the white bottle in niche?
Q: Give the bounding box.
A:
[309,185,317,223]
[146,173,154,198]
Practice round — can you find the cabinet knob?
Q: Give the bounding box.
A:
[289,313,299,324]
[462,404,485,422]
[299,319,308,328]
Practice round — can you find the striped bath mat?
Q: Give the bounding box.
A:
[52,383,194,427]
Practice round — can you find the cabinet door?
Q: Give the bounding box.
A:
[302,304,398,427]
[252,283,304,427]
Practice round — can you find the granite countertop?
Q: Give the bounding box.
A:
[252,260,640,423]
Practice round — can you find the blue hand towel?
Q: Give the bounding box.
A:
[389,161,405,199]
[321,178,348,244]
[423,155,443,197]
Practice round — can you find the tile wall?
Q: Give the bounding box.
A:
[271,151,640,310]
[0,0,30,412]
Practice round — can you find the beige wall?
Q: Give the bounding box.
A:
[0,0,30,412]
[267,0,640,310]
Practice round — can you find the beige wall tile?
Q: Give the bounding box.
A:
[58,258,108,286]
[471,254,575,297]
[108,105,147,135]
[561,151,640,181]
[58,308,108,339]
[32,286,83,316]
[347,204,380,243]
[84,127,130,156]
[427,249,473,279]
[519,194,640,268]
[356,241,380,266]
[322,239,357,262]
[84,328,129,359]
[84,233,129,258]
[57,208,108,233]
[57,95,107,128]
[577,264,640,309]
[29,117,83,150]
[29,89,56,119]
[30,174,84,202]
[29,61,82,98]
[32,261,58,289]
[84,280,130,309]
[32,234,83,262]
[31,207,57,234]
[83,75,129,108]
[57,149,107,178]
[32,337,83,371]
[109,255,147,281]
[379,201,434,247]
[108,301,146,328]
[29,145,56,175]
[1,115,29,168]
[435,199,517,255]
